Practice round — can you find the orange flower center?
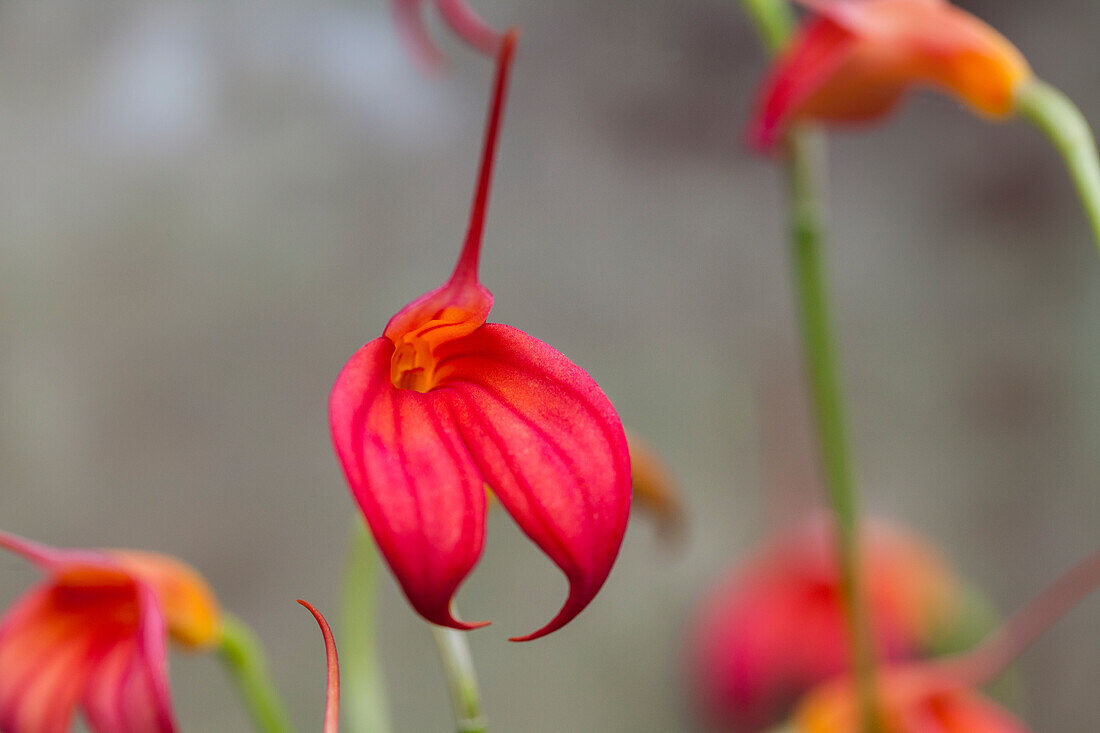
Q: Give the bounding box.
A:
[389,306,481,392]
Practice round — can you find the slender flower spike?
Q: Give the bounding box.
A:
[0,531,221,733]
[792,666,1030,733]
[687,517,966,731]
[329,32,632,642]
[298,601,340,733]
[748,0,1033,149]
[393,0,503,69]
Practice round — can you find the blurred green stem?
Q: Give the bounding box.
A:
[431,621,487,733]
[741,1,881,730]
[342,521,395,733]
[787,130,879,733]
[1016,78,1100,258]
[741,0,795,52]
[218,613,296,733]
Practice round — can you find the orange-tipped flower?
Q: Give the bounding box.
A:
[687,517,962,731]
[0,531,220,733]
[749,0,1033,149]
[792,666,1029,733]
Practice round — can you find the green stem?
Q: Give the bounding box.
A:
[787,129,880,733]
[1015,78,1100,258]
[741,0,795,53]
[218,613,297,733]
[430,622,487,733]
[740,1,880,729]
[342,521,395,733]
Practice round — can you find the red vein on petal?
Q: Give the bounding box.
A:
[450,29,519,286]
[449,388,622,641]
[436,341,623,451]
[423,397,486,558]
[463,381,598,528]
[390,394,487,630]
[390,394,436,617]
[454,390,583,573]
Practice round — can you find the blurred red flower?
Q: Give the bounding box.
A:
[687,517,967,731]
[748,0,1032,149]
[0,531,220,733]
[793,665,1028,732]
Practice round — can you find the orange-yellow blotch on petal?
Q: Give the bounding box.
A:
[793,666,1030,733]
[110,551,222,650]
[750,0,1033,148]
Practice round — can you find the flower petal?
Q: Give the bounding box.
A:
[109,551,222,650]
[793,0,947,32]
[748,16,868,149]
[438,324,631,641]
[0,530,111,572]
[795,668,1032,733]
[330,337,489,630]
[82,584,178,733]
[749,0,1032,148]
[0,586,96,733]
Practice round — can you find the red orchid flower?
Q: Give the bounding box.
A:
[748,0,1033,149]
[393,0,503,68]
[687,516,965,731]
[0,531,220,733]
[299,601,340,733]
[329,32,632,642]
[792,665,1029,733]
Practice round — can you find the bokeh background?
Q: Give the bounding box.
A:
[0,0,1097,730]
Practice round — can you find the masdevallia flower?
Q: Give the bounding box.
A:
[0,531,220,733]
[748,0,1033,150]
[687,517,970,731]
[329,32,632,641]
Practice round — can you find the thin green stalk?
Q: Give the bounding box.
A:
[741,0,795,53]
[342,521,395,733]
[741,1,881,729]
[218,613,296,733]
[1016,78,1100,258]
[430,622,487,733]
[787,130,880,732]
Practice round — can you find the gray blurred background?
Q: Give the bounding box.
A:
[0,0,1097,730]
